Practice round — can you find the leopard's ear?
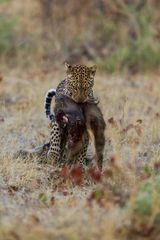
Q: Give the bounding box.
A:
[90,65,97,75]
[65,61,72,70]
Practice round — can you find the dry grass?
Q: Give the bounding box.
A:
[1,69,160,239]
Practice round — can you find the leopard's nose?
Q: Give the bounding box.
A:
[78,97,84,102]
[74,94,86,103]
[74,95,83,103]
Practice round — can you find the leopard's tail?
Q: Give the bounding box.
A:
[44,88,56,121]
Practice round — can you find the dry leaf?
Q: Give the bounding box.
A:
[0,75,3,82]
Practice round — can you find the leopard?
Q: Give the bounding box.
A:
[44,63,106,170]
[18,95,90,168]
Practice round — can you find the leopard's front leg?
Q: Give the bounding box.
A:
[76,133,89,166]
[47,120,61,164]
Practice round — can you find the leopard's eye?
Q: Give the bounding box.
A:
[69,92,72,96]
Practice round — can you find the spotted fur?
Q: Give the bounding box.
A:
[55,63,96,103]
[43,63,105,170]
[44,63,97,120]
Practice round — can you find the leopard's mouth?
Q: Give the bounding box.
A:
[72,96,88,103]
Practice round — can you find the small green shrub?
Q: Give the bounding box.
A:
[130,174,160,231]
[134,182,152,216]
[0,18,17,53]
[0,0,17,54]
[0,0,10,3]
[96,3,160,73]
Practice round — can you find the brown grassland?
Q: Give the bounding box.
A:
[1,69,160,239]
[1,0,160,239]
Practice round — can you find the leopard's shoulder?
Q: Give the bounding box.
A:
[55,79,71,100]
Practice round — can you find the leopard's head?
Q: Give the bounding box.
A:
[65,62,96,103]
